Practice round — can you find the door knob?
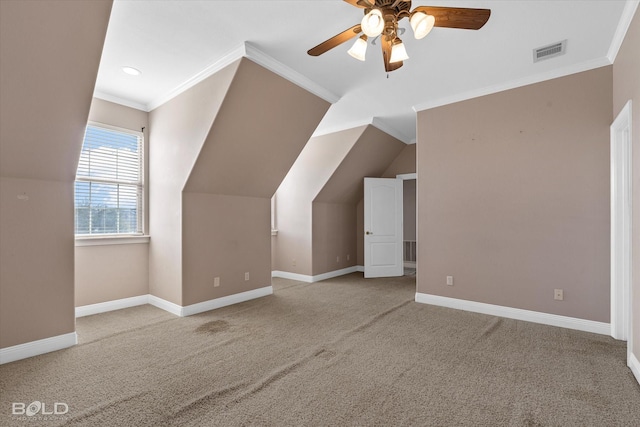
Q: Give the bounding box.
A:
[366,231,372,235]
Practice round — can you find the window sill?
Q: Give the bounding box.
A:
[75,235,150,247]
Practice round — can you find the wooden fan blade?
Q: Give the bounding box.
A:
[413,6,491,30]
[343,0,371,8]
[308,24,362,56]
[381,35,403,72]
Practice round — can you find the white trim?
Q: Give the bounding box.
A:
[356,265,365,273]
[312,117,413,144]
[312,118,373,138]
[181,286,273,316]
[148,295,183,317]
[75,295,149,318]
[629,352,640,385]
[147,44,246,111]
[272,266,360,283]
[148,287,273,317]
[147,42,339,112]
[396,173,416,180]
[0,332,77,365]
[607,0,640,63]
[611,100,633,341]
[371,117,412,144]
[75,235,150,247]
[272,270,314,282]
[93,91,148,112]
[413,57,611,113]
[415,293,611,336]
[403,261,416,268]
[244,43,339,104]
[311,266,360,282]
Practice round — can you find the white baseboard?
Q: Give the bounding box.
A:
[403,261,416,268]
[415,293,611,336]
[272,270,314,282]
[311,266,359,282]
[148,287,273,317]
[0,332,77,365]
[272,266,360,283]
[629,351,640,385]
[148,294,183,317]
[182,286,273,316]
[76,295,149,318]
[356,265,365,273]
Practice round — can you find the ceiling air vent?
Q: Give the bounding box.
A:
[533,40,566,63]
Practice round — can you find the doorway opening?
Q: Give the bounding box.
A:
[398,173,417,277]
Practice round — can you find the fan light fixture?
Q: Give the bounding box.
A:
[361,9,384,37]
[410,12,435,39]
[307,2,491,73]
[348,35,368,61]
[389,39,409,63]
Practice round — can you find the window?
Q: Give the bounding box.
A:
[74,123,144,235]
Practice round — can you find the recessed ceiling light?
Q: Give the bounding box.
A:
[122,66,141,76]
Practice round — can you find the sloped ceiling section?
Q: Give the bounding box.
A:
[184,58,331,197]
[314,125,406,204]
[0,0,113,181]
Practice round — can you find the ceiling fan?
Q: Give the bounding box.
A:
[308,0,491,72]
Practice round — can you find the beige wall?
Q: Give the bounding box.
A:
[75,243,149,306]
[0,178,76,347]
[312,203,358,275]
[417,66,613,322]
[612,8,640,358]
[272,127,365,275]
[74,99,150,308]
[314,126,406,274]
[383,144,417,178]
[151,58,329,305]
[0,0,112,348]
[149,61,240,305]
[274,125,409,276]
[182,194,271,305]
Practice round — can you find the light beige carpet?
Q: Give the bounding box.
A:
[1,273,639,426]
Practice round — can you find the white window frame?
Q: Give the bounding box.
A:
[74,121,145,240]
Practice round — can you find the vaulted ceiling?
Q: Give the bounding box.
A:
[94,0,637,143]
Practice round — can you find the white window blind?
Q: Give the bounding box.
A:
[74,124,144,235]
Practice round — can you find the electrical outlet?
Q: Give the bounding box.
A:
[214,277,220,287]
[245,272,250,281]
[446,276,454,286]
[554,289,563,301]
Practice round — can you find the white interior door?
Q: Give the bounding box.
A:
[364,177,403,278]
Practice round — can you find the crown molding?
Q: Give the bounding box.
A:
[244,42,340,104]
[146,44,246,111]
[312,116,412,144]
[312,118,372,138]
[93,91,149,112]
[607,0,640,63]
[413,56,612,113]
[371,117,412,144]
[144,42,340,112]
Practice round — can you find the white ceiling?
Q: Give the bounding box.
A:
[94,0,637,143]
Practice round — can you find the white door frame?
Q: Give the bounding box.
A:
[610,100,632,348]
